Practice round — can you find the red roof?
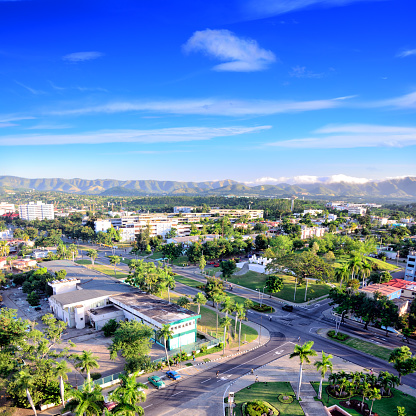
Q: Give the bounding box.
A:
[383,279,413,290]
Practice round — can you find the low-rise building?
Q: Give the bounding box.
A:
[405,251,416,281]
[358,283,402,300]
[0,202,15,216]
[300,226,326,240]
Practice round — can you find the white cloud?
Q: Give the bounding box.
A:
[267,124,416,149]
[0,123,16,128]
[183,29,276,72]
[289,66,324,79]
[375,91,416,109]
[0,114,36,123]
[247,174,371,185]
[0,125,270,146]
[62,52,104,62]
[49,96,343,117]
[26,124,72,130]
[243,0,380,19]
[15,81,46,95]
[397,49,416,58]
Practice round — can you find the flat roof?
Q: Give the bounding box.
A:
[50,289,113,306]
[110,291,198,325]
[89,304,123,316]
[383,279,415,290]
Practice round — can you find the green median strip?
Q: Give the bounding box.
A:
[326,330,393,361]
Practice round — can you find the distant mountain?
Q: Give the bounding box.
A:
[0,175,415,200]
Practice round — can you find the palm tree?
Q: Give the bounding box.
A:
[112,402,144,416]
[86,249,98,268]
[14,369,37,416]
[314,351,333,399]
[213,293,225,335]
[193,292,207,315]
[0,241,10,257]
[336,263,350,288]
[234,303,246,350]
[360,260,372,287]
[64,384,104,416]
[109,255,121,276]
[220,317,232,355]
[360,381,371,409]
[289,341,317,400]
[55,360,72,405]
[164,272,175,303]
[73,351,99,388]
[367,387,381,414]
[177,296,191,309]
[221,297,235,319]
[378,371,399,396]
[348,256,361,281]
[109,371,147,407]
[157,324,174,370]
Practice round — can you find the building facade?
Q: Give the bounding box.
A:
[405,251,416,281]
[19,201,54,220]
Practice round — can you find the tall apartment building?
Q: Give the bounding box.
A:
[405,251,416,282]
[19,201,54,221]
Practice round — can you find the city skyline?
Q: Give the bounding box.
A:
[1,0,415,183]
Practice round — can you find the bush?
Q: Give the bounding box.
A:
[102,319,119,337]
[277,394,294,404]
[327,330,349,341]
[251,304,273,313]
[246,400,269,416]
[90,372,101,381]
[26,291,40,306]
[200,344,208,353]
[218,342,223,349]
[125,356,152,373]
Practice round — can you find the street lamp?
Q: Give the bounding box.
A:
[294,278,297,302]
[260,286,266,307]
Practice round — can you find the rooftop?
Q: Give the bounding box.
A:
[383,279,416,290]
[89,304,122,316]
[110,291,199,325]
[359,284,401,296]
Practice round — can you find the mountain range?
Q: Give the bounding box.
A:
[0,175,416,200]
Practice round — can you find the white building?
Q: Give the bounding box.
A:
[303,209,323,216]
[174,206,193,213]
[0,202,15,216]
[405,251,416,282]
[327,214,337,221]
[19,201,54,220]
[300,226,326,240]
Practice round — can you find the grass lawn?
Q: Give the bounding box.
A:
[230,382,304,416]
[75,260,129,280]
[333,255,398,272]
[174,275,273,311]
[157,289,258,348]
[311,382,416,416]
[228,271,331,303]
[327,331,393,361]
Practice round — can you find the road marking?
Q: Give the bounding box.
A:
[201,378,211,383]
[143,404,153,409]
[171,391,184,397]
[275,350,284,355]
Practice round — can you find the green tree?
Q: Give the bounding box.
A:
[367,387,382,414]
[13,369,38,416]
[108,255,121,276]
[110,320,153,360]
[397,406,407,416]
[289,341,317,400]
[67,243,78,262]
[388,347,416,384]
[72,351,99,387]
[27,291,40,306]
[314,351,333,399]
[55,360,71,405]
[199,255,206,274]
[86,249,98,268]
[220,317,232,355]
[220,259,237,280]
[102,319,119,337]
[265,275,283,294]
[156,324,174,370]
[235,303,246,351]
[335,263,350,288]
[64,384,104,416]
[177,296,191,309]
[193,292,207,315]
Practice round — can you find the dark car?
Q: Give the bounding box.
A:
[166,370,181,380]
[282,304,293,312]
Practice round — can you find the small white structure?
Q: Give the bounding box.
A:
[74,305,85,329]
[48,278,80,295]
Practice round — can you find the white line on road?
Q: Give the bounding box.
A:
[143,404,153,409]
[200,378,212,383]
[171,391,184,397]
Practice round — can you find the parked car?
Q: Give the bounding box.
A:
[208,261,216,265]
[214,263,220,267]
[148,375,165,389]
[282,304,293,312]
[166,370,181,380]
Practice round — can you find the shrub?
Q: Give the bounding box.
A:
[218,342,223,349]
[251,304,273,313]
[102,319,119,337]
[26,291,40,306]
[327,330,349,341]
[200,345,208,353]
[277,394,294,404]
[246,400,269,416]
[90,372,101,381]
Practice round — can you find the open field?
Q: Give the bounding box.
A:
[333,255,398,272]
[231,382,304,416]
[75,260,129,279]
[311,383,416,416]
[228,271,331,303]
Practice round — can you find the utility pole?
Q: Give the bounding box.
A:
[294,278,297,302]
[304,278,309,302]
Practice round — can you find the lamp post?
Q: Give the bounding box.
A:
[304,278,309,302]
[256,288,261,302]
[260,286,266,307]
[294,278,297,302]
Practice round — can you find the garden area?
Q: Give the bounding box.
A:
[228,271,332,303]
[311,369,416,416]
[228,382,304,416]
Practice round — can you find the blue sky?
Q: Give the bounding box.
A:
[0,0,415,184]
